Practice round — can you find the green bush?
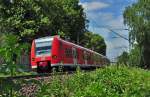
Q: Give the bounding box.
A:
[36,65,150,97]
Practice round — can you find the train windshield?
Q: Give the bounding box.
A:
[35,41,52,56]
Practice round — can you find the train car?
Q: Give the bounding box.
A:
[31,35,110,73]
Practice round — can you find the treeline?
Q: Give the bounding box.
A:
[118,0,150,69]
[0,0,86,42]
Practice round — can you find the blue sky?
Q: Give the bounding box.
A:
[79,0,137,61]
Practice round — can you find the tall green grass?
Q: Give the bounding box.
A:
[1,65,150,97]
[37,65,150,97]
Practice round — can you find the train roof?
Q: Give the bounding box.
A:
[34,36,58,43]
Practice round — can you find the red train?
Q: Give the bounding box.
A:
[31,35,110,72]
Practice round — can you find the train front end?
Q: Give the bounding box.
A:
[31,36,55,73]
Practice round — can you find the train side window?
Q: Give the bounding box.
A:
[96,55,98,62]
[68,49,72,57]
[91,54,93,61]
[89,54,91,61]
[83,52,85,60]
[65,48,72,58]
[76,50,79,59]
[82,51,84,60]
[65,48,67,57]
[88,53,91,60]
[87,54,89,60]
[69,49,72,57]
[59,41,63,50]
[65,48,69,58]
[95,55,98,61]
[84,53,87,60]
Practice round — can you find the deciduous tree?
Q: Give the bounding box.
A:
[124,0,150,68]
[81,32,106,55]
[0,0,87,43]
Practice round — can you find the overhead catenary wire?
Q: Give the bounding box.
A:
[91,20,129,41]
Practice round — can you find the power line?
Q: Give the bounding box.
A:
[91,20,129,41]
[107,29,129,41]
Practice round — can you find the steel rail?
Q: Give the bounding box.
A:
[0,71,75,80]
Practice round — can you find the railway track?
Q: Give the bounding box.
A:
[0,71,76,97]
[0,71,75,81]
[0,70,91,97]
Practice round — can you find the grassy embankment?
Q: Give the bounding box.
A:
[36,65,150,97]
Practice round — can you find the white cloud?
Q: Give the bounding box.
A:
[88,12,129,37]
[87,12,114,22]
[88,27,110,38]
[107,15,127,29]
[87,12,127,30]
[80,1,109,11]
[98,13,114,21]
[106,38,129,61]
[87,13,129,60]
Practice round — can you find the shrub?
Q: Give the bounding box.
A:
[36,65,150,97]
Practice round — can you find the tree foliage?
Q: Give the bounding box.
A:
[117,52,129,65]
[123,0,150,68]
[128,45,141,66]
[117,46,140,67]
[0,0,87,43]
[81,32,106,55]
[0,34,29,75]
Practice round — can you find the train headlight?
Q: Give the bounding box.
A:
[52,55,57,59]
[32,58,35,61]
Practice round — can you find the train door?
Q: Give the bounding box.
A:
[84,51,87,65]
[72,47,77,65]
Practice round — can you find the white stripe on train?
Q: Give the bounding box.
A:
[32,63,103,69]
[32,65,37,68]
